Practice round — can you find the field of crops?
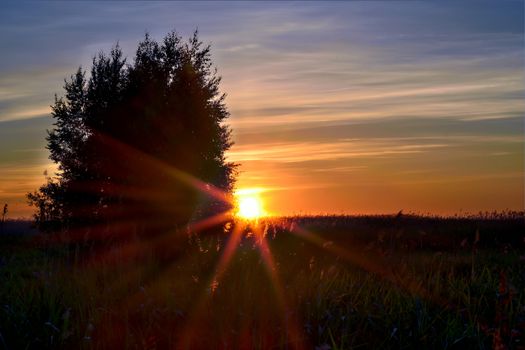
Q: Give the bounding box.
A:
[1,213,524,349]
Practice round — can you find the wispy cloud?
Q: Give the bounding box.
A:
[227,140,448,163]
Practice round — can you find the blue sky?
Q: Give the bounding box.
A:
[1,1,523,217]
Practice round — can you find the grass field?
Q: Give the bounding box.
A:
[0,213,524,349]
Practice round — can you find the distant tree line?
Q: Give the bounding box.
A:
[28,30,237,233]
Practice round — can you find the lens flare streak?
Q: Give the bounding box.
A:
[252,224,306,349]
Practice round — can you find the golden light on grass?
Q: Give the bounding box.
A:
[235,188,266,219]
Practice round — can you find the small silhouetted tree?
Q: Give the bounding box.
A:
[2,204,7,222]
[0,203,7,234]
[28,30,236,233]
[1,204,7,233]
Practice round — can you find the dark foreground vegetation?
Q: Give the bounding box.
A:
[1,212,524,349]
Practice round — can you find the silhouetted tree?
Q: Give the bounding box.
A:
[28,30,236,233]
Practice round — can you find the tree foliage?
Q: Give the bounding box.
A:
[28,31,236,232]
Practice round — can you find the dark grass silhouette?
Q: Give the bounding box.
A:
[0,212,524,349]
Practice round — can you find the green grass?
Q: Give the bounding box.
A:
[0,215,524,349]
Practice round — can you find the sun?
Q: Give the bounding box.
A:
[237,195,264,219]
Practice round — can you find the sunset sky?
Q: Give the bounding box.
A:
[1,2,523,218]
